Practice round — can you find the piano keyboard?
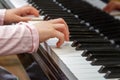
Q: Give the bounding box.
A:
[2,0,120,80]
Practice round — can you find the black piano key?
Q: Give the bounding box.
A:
[64,17,80,20]
[89,19,116,26]
[41,10,69,14]
[72,39,110,44]
[81,49,120,57]
[76,45,115,51]
[70,32,100,36]
[69,28,92,32]
[67,21,82,25]
[86,54,120,61]
[79,43,113,48]
[43,15,51,20]
[70,35,102,40]
[69,28,91,31]
[71,39,110,47]
[73,40,113,50]
[96,30,120,37]
[86,52,120,57]
[99,66,120,73]
[99,66,111,73]
[70,37,104,41]
[91,58,120,65]
[101,0,109,3]
[114,38,120,44]
[102,29,120,36]
[68,22,84,25]
[39,8,63,11]
[100,30,120,37]
[71,40,80,47]
[98,25,120,31]
[70,32,97,35]
[104,71,120,79]
[68,25,88,28]
[91,52,120,56]
[46,14,74,18]
[94,21,120,29]
[70,37,107,41]
[37,5,62,9]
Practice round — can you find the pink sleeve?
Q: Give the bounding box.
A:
[0,9,6,25]
[0,22,39,55]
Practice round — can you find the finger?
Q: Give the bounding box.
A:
[28,7,39,16]
[108,4,116,12]
[53,23,69,41]
[115,2,120,10]
[103,1,119,13]
[103,6,111,12]
[14,16,31,22]
[53,30,64,48]
[49,18,70,40]
[103,3,114,12]
[22,6,39,17]
[20,17,32,22]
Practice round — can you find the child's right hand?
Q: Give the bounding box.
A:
[33,18,70,48]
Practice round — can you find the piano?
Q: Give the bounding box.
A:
[1,0,120,80]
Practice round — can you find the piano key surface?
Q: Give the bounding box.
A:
[85,0,106,9]
[46,38,117,80]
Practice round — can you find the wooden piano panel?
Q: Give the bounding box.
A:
[0,55,30,80]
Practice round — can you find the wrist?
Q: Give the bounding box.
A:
[20,22,40,53]
[0,9,6,25]
[4,9,11,24]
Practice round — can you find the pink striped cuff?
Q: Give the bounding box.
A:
[19,22,40,53]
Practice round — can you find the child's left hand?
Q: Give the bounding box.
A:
[4,5,39,24]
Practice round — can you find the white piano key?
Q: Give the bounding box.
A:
[85,0,106,9]
[75,73,104,78]
[46,38,109,80]
[76,75,106,80]
[68,64,101,69]
[76,78,109,80]
[71,68,100,73]
[46,38,118,80]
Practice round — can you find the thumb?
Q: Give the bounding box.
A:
[15,16,31,23]
[19,17,31,22]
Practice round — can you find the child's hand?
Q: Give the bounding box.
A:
[103,1,120,13]
[33,18,70,47]
[4,5,39,24]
